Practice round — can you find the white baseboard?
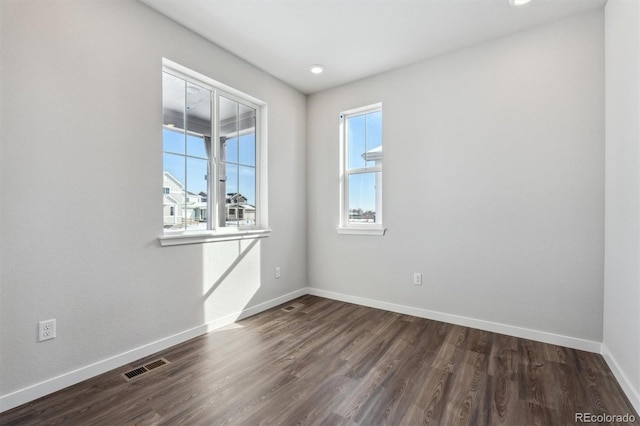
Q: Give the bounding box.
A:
[306,287,602,353]
[5,286,633,415]
[601,344,640,416]
[0,288,306,413]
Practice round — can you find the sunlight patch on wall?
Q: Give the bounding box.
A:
[201,239,262,325]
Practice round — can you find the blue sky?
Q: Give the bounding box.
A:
[348,111,382,169]
[163,129,256,205]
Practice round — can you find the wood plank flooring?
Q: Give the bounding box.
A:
[1,295,638,425]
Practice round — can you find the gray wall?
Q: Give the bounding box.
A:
[307,11,604,343]
[4,0,635,413]
[604,0,640,410]
[0,0,307,404]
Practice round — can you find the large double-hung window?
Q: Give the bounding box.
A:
[339,103,385,236]
[160,60,268,245]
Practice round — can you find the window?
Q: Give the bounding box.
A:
[160,59,269,246]
[338,103,385,236]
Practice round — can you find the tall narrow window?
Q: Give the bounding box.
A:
[160,60,268,246]
[162,72,211,232]
[218,96,257,228]
[339,103,384,236]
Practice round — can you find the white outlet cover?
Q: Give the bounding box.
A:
[38,319,56,342]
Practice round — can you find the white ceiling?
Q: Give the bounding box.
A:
[140,0,606,94]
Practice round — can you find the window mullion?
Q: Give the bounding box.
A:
[235,103,240,227]
[183,81,189,230]
[211,94,217,231]
[364,113,368,165]
[348,165,382,174]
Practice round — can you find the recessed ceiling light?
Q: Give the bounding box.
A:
[509,0,531,5]
[309,64,325,74]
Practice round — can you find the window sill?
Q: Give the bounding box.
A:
[336,227,386,236]
[159,228,272,246]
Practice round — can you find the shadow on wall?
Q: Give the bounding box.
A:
[200,238,263,326]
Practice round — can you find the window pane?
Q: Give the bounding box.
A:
[163,128,185,155]
[220,96,239,227]
[348,172,379,224]
[238,104,256,166]
[163,153,185,184]
[220,96,238,139]
[365,111,382,167]
[186,81,211,136]
[219,96,257,228]
[347,115,366,169]
[186,134,208,159]
[186,157,208,197]
[163,72,185,130]
[239,134,256,167]
[163,152,186,230]
[239,165,256,226]
[239,103,255,131]
[225,137,238,164]
[347,111,382,170]
[185,82,211,159]
[185,157,208,230]
[224,163,238,196]
[224,163,238,227]
[163,72,213,232]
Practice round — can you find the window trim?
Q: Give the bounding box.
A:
[159,228,271,246]
[159,59,269,246]
[338,102,385,236]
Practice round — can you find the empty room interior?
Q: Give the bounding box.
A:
[1,0,640,424]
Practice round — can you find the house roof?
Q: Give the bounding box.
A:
[163,194,180,205]
[362,145,382,162]
[163,171,184,189]
[226,193,248,201]
[227,203,255,211]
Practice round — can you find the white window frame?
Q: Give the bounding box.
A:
[338,102,385,236]
[159,59,270,246]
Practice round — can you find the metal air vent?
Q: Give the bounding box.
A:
[281,302,304,312]
[122,358,170,381]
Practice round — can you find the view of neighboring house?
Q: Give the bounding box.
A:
[163,172,207,229]
[163,172,255,228]
[225,193,256,225]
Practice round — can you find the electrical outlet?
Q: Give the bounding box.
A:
[275,267,281,279]
[38,319,56,342]
[413,273,422,286]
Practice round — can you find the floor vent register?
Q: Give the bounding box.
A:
[122,358,170,381]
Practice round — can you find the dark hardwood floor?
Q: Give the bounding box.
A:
[2,295,638,425]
